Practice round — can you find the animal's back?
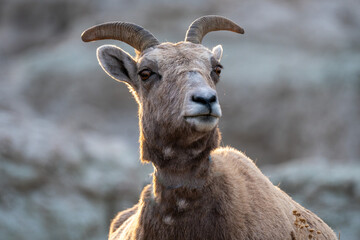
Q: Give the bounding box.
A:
[211,146,337,239]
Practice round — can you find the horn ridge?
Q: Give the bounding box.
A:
[185,15,244,44]
[81,22,159,52]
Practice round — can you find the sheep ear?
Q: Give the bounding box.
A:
[212,45,223,62]
[97,45,138,90]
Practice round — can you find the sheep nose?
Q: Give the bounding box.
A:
[191,94,217,106]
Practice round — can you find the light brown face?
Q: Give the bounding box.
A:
[85,16,243,139]
[136,42,223,133]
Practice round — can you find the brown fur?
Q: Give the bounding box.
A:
[95,42,337,239]
[109,148,337,240]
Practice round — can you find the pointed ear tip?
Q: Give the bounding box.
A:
[96,45,113,63]
[96,45,104,51]
[96,46,103,56]
[213,45,223,51]
[96,45,113,54]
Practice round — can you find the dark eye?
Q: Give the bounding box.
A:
[213,66,222,76]
[139,69,152,81]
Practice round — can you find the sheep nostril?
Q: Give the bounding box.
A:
[191,94,217,105]
[192,95,207,105]
[209,95,217,103]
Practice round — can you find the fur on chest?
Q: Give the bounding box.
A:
[136,182,234,240]
[141,198,231,239]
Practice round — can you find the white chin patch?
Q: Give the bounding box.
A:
[185,116,219,132]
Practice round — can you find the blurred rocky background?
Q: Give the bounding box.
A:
[0,0,359,239]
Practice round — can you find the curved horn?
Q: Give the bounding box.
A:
[81,22,160,52]
[185,15,244,44]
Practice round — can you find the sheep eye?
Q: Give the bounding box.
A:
[214,66,222,76]
[139,69,152,81]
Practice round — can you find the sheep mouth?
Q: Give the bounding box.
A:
[184,114,220,120]
[184,114,220,132]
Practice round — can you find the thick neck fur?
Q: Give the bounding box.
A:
[136,124,233,240]
[140,118,221,191]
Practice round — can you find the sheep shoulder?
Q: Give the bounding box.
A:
[211,146,337,239]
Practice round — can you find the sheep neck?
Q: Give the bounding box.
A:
[153,155,212,190]
[142,127,221,194]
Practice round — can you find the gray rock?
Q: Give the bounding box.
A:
[0,111,150,240]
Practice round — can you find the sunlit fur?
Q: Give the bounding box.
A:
[136,42,222,170]
[95,42,337,240]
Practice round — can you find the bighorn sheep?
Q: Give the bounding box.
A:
[82,15,337,240]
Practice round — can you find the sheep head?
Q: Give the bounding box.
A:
[82,16,244,166]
